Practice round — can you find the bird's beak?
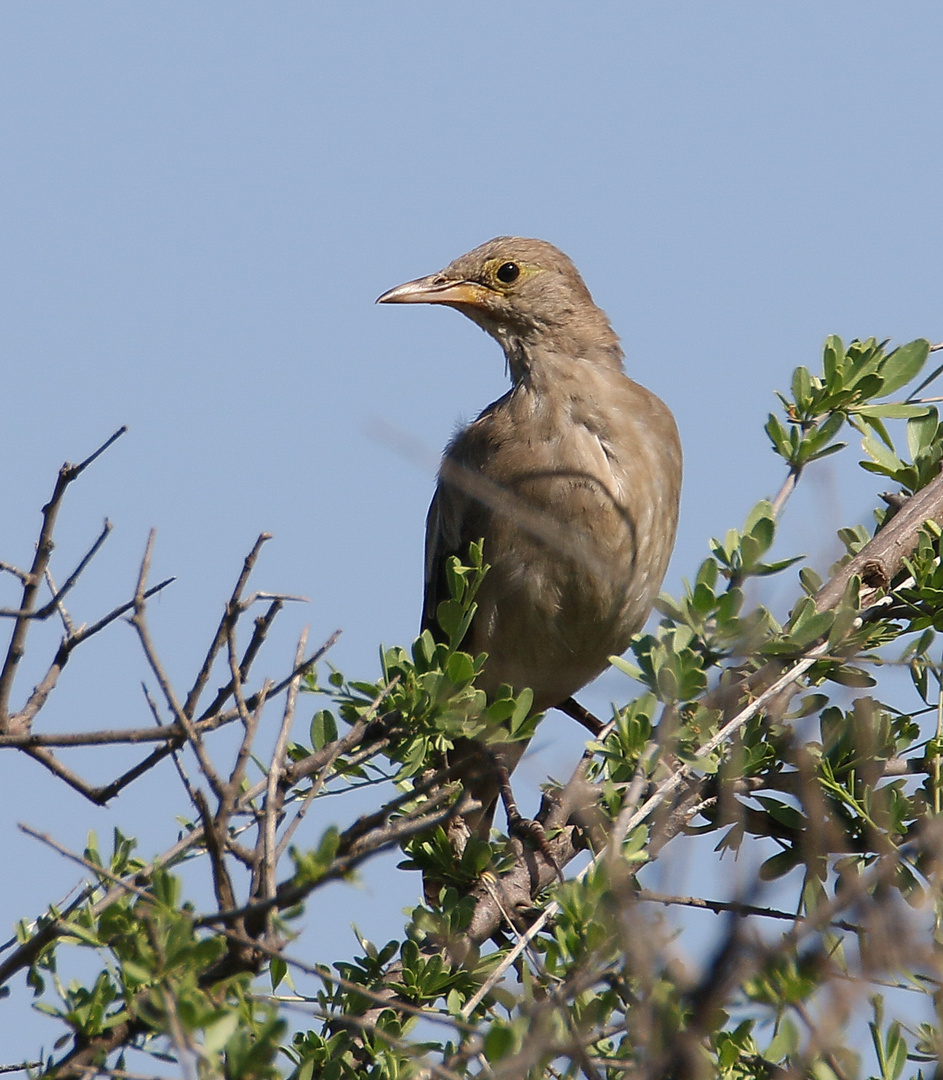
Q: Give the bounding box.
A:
[376,274,490,308]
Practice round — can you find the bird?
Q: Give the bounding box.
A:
[377,237,682,842]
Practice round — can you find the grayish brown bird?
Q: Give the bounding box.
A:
[378,237,682,835]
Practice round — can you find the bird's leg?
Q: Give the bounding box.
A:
[558,696,604,737]
[494,756,563,881]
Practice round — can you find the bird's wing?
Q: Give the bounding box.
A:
[422,466,484,639]
[422,481,457,638]
[422,485,445,635]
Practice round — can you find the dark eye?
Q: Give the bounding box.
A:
[496,261,520,284]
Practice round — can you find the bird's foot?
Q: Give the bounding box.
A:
[506,812,563,881]
[494,756,563,880]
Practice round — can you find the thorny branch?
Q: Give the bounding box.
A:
[7,416,943,1077]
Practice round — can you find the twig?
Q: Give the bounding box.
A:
[636,889,860,932]
[0,724,186,748]
[0,519,112,620]
[145,683,202,813]
[18,824,156,908]
[130,531,224,800]
[261,630,308,900]
[43,568,75,635]
[194,784,463,929]
[183,533,272,718]
[464,643,828,1015]
[770,464,802,519]
[275,674,401,860]
[6,576,176,741]
[0,427,127,725]
[88,629,340,805]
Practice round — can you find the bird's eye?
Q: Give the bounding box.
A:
[495,261,520,284]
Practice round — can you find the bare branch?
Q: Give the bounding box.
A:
[770,464,802,518]
[815,468,943,611]
[183,532,272,718]
[261,630,308,900]
[0,427,127,726]
[0,519,112,620]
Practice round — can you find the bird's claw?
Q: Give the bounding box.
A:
[507,813,563,881]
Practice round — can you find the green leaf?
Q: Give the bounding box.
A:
[799,566,823,595]
[759,848,799,881]
[825,664,876,687]
[789,610,834,648]
[878,337,930,396]
[609,654,642,680]
[483,1023,516,1061]
[310,710,338,751]
[860,431,904,473]
[204,1012,240,1056]
[907,406,939,459]
[855,410,895,452]
[270,956,287,992]
[508,687,534,735]
[805,441,846,463]
[446,651,476,685]
[436,598,464,639]
[765,413,792,459]
[744,499,774,536]
[791,365,813,408]
[766,1016,801,1061]
[855,402,932,420]
[823,336,844,391]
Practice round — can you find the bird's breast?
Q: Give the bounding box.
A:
[447,372,681,710]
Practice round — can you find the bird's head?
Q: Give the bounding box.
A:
[377,237,622,378]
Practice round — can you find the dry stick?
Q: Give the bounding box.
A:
[145,682,204,818]
[0,519,112,620]
[237,599,283,682]
[11,576,176,738]
[0,561,30,584]
[21,746,119,804]
[192,798,462,930]
[130,531,225,801]
[275,675,401,861]
[0,695,399,987]
[196,595,298,723]
[194,782,467,930]
[814,468,943,611]
[225,632,269,800]
[0,426,127,725]
[19,824,158,908]
[636,889,860,933]
[0,725,186,749]
[87,629,340,806]
[43,567,75,636]
[82,585,338,802]
[183,532,271,719]
[192,634,274,922]
[770,463,802,519]
[261,630,308,900]
[194,785,239,917]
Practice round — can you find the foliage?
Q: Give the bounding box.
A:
[3,335,943,1078]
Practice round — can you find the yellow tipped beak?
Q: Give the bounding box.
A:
[376,275,491,307]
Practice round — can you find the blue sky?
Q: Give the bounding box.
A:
[1,4,941,1063]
